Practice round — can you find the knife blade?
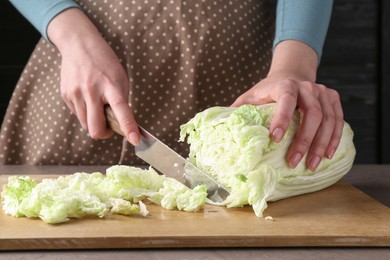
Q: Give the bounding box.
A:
[104,106,230,203]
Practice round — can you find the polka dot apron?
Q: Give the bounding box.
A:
[0,0,274,165]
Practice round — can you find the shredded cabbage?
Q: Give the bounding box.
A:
[1,176,37,217]
[1,166,207,224]
[180,104,356,217]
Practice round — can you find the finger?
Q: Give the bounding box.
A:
[108,95,140,146]
[63,99,76,116]
[61,83,88,130]
[269,88,298,142]
[60,85,77,116]
[72,99,88,131]
[306,92,336,171]
[230,89,256,107]
[230,86,271,107]
[86,99,113,140]
[326,95,344,159]
[287,98,322,169]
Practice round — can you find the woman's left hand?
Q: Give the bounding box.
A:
[231,40,344,172]
[232,74,344,172]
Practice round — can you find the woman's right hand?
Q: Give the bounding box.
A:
[47,8,140,146]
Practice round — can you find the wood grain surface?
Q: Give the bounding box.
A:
[1,174,389,250]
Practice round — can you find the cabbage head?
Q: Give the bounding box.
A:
[180,104,356,217]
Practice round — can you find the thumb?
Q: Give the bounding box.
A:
[230,91,254,107]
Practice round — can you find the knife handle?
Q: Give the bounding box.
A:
[104,105,125,137]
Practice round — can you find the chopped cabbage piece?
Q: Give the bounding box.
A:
[1,176,37,217]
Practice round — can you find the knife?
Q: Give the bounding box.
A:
[104,106,230,203]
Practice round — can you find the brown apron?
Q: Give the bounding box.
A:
[0,0,274,165]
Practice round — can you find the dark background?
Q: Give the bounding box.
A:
[0,0,387,164]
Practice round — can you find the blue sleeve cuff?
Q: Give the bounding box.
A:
[274,30,325,59]
[9,0,81,40]
[273,0,333,61]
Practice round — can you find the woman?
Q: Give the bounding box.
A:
[1,0,341,172]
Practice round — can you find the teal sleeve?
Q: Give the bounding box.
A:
[8,0,80,40]
[274,0,333,60]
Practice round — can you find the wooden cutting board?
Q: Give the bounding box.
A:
[0,174,389,250]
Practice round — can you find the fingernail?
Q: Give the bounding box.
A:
[308,155,321,172]
[128,132,140,146]
[272,128,284,142]
[289,152,302,168]
[326,148,335,160]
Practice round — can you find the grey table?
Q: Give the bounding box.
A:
[0,164,389,260]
